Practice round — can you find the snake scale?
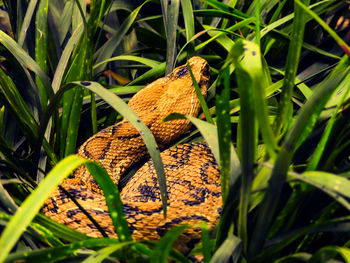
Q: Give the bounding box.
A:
[42,57,222,254]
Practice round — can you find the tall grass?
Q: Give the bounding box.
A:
[0,0,349,262]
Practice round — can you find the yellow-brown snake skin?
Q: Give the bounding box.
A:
[42,57,222,255]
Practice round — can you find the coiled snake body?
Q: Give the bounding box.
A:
[43,57,222,252]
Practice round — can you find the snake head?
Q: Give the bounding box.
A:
[166,56,210,100]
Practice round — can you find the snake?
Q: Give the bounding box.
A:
[42,56,222,254]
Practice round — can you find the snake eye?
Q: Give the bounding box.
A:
[202,63,210,78]
[175,66,188,78]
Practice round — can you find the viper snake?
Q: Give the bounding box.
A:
[43,56,222,254]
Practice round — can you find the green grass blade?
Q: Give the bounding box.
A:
[17,0,38,47]
[82,241,134,263]
[232,40,277,159]
[291,171,350,204]
[201,221,212,263]
[231,40,258,252]
[0,68,39,142]
[274,0,310,134]
[0,155,85,263]
[150,225,188,263]
[93,55,161,70]
[216,66,232,202]
[211,234,242,263]
[85,162,132,241]
[162,0,180,74]
[180,0,195,42]
[34,214,88,242]
[52,24,84,93]
[35,0,49,112]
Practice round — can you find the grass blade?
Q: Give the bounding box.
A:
[187,58,214,124]
[17,0,38,47]
[211,234,242,263]
[216,66,232,201]
[163,0,180,74]
[82,241,134,263]
[85,162,132,242]
[231,40,258,252]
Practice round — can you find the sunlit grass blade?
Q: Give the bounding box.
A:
[34,214,88,242]
[17,0,38,47]
[211,233,242,263]
[149,225,188,263]
[231,40,277,159]
[0,155,85,263]
[274,253,311,262]
[274,0,310,134]
[289,171,350,209]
